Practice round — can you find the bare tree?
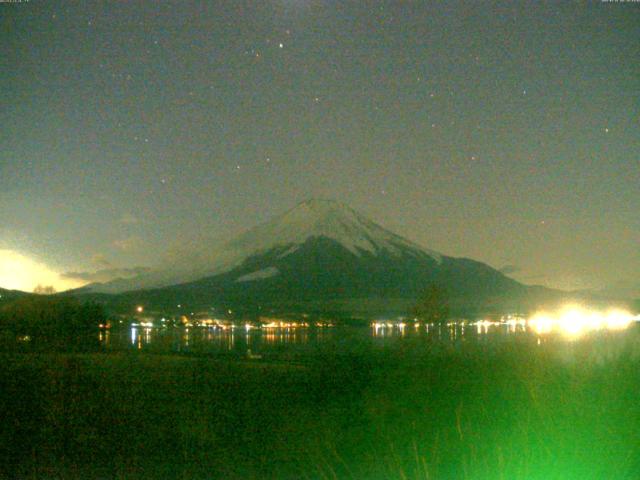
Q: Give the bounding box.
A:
[33,285,57,295]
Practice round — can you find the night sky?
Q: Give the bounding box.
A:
[1,1,638,295]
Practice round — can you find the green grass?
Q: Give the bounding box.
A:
[1,334,639,479]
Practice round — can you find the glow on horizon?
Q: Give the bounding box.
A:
[528,305,638,338]
[0,249,83,292]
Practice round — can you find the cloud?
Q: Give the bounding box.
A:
[61,266,151,284]
[499,264,521,275]
[119,213,139,225]
[91,253,113,269]
[0,249,83,292]
[522,274,548,281]
[597,279,640,299]
[112,236,143,251]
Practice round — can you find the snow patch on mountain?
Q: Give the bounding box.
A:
[236,266,280,282]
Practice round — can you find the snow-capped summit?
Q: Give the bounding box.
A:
[228,199,442,260]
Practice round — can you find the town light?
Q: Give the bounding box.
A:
[528,305,636,338]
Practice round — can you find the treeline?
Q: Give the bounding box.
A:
[0,295,106,351]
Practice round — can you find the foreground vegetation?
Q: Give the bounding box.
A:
[0,296,105,351]
[1,330,639,479]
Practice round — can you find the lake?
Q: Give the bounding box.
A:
[102,318,640,366]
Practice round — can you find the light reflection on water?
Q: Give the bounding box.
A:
[100,320,640,365]
[110,324,322,356]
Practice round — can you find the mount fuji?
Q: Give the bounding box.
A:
[81,200,555,315]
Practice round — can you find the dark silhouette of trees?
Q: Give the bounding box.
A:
[0,296,105,350]
[412,284,450,324]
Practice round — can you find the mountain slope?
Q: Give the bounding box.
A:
[0,287,31,305]
[146,236,527,310]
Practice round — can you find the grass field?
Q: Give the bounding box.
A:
[1,332,639,479]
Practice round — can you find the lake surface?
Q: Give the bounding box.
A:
[100,320,640,365]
